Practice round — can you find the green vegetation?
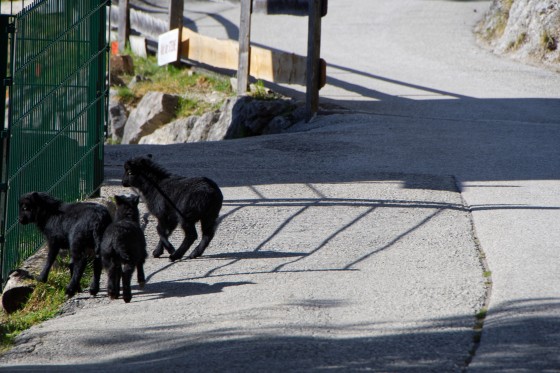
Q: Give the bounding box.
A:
[0,257,91,352]
[475,307,488,320]
[541,31,557,51]
[508,32,527,51]
[114,52,234,118]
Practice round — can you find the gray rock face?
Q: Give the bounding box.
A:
[477,0,560,67]
[224,96,300,139]
[206,97,236,141]
[139,116,198,144]
[108,100,128,142]
[121,91,179,144]
[114,90,305,145]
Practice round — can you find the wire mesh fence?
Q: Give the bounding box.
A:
[0,0,109,289]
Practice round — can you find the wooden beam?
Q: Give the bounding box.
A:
[180,28,308,86]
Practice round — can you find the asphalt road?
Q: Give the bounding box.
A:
[1,0,560,371]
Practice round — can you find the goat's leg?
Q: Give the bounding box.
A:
[121,264,134,303]
[89,256,102,296]
[37,243,61,283]
[107,261,121,299]
[136,263,146,288]
[187,217,217,259]
[153,218,177,258]
[169,223,197,262]
[66,255,87,297]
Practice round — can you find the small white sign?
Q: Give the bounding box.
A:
[157,29,180,66]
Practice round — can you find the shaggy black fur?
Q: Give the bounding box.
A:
[101,194,147,303]
[122,154,223,262]
[18,192,112,297]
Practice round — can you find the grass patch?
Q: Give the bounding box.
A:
[475,308,488,320]
[508,32,527,51]
[113,52,234,118]
[0,257,92,352]
[541,31,557,51]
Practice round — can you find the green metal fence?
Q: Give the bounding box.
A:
[0,0,109,289]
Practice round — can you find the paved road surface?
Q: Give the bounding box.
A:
[1,0,560,371]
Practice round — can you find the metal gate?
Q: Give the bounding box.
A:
[0,0,109,288]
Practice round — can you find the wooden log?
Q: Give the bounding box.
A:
[1,269,36,314]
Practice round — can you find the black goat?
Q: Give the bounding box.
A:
[122,155,223,261]
[18,192,112,297]
[101,194,147,303]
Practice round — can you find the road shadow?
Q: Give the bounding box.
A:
[2,298,558,372]
[135,280,255,301]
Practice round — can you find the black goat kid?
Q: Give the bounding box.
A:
[122,155,223,262]
[18,192,112,297]
[101,194,147,303]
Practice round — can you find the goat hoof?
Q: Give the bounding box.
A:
[138,281,145,289]
[169,254,180,262]
[152,250,163,258]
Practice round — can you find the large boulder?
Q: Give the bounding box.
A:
[476,0,560,67]
[188,111,220,142]
[133,95,305,145]
[108,99,128,143]
[139,116,198,144]
[224,96,299,139]
[121,91,179,144]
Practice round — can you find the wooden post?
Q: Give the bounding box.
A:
[168,0,184,65]
[118,0,130,53]
[168,0,184,30]
[237,0,252,95]
[305,0,323,122]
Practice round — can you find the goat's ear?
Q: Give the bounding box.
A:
[114,195,124,205]
[31,191,39,200]
[131,194,140,205]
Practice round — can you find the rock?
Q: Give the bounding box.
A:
[477,0,560,67]
[109,72,126,87]
[108,100,128,142]
[139,116,198,144]
[225,96,296,139]
[110,54,134,76]
[188,111,220,142]
[128,75,152,89]
[206,98,237,141]
[262,115,293,135]
[121,91,179,144]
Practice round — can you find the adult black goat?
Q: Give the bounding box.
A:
[18,192,112,297]
[122,155,223,262]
